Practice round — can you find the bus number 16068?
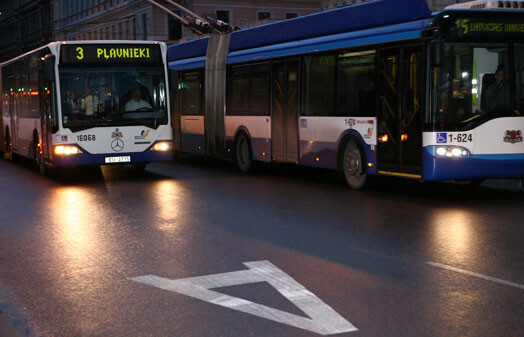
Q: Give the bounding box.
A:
[77,135,96,142]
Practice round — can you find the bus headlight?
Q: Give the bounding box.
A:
[151,141,172,152]
[435,146,470,158]
[54,145,82,155]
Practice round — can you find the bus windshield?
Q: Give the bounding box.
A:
[59,65,167,131]
[430,43,524,131]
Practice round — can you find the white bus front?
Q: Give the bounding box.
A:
[424,11,524,181]
[47,41,172,169]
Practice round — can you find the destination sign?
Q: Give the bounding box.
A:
[434,11,524,40]
[60,44,162,64]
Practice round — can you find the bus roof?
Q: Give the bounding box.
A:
[167,0,431,63]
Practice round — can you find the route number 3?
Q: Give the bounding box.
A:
[76,47,84,60]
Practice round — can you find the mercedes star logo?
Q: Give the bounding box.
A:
[111,138,124,152]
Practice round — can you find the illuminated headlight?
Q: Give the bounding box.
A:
[151,141,172,152]
[54,145,82,155]
[435,146,470,158]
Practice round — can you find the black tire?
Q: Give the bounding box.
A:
[455,179,485,186]
[342,139,367,189]
[6,130,15,163]
[235,133,252,173]
[0,130,4,157]
[135,163,148,171]
[33,132,47,175]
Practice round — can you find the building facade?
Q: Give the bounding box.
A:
[0,0,54,63]
[191,0,322,29]
[52,0,322,45]
[1,0,480,63]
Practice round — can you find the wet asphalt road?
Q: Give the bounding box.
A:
[0,155,523,337]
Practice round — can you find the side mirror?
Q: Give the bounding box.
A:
[43,54,56,83]
[429,41,443,68]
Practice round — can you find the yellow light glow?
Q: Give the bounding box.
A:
[315,157,320,162]
[152,141,172,152]
[431,209,475,260]
[401,133,408,142]
[54,145,81,155]
[451,148,462,157]
[367,163,374,167]
[379,134,388,143]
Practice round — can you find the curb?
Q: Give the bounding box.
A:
[0,311,22,337]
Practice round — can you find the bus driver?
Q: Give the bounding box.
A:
[124,87,152,112]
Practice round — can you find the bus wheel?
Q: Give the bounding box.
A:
[235,133,252,173]
[343,139,367,189]
[6,131,15,163]
[455,179,485,186]
[38,156,49,176]
[135,163,148,171]
[34,133,46,175]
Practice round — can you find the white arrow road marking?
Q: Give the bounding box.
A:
[129,260,357,335]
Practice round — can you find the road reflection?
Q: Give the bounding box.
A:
[153,180,183,232]
[430,209,476,263]
[51,187,100,260]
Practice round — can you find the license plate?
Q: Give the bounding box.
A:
[105,156,131,163]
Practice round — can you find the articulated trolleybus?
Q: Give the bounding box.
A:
[168,0,524,188]
[1,41,173,174]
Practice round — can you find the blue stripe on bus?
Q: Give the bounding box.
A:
[167,0,431,62]
[227,22,425,65]
[169,56,206,71]
[169,20,428,71]
[423,147,524,180]
[471,153,524,160]
[51,150,173,167]
[181,133,205,154]
[225,137,271,162]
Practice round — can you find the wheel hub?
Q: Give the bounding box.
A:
[346,152,360,176]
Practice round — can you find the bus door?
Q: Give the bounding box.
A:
[39,71,52,161]
[271,60,299,163]
[377,47,422,177]
[8,76,17,152]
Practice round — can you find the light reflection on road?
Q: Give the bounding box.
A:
[430,209,476,263]
[153,180,183,232]
[51,187,99,259]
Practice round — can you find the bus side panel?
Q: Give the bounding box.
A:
[298,116,377,170]
[15,117,40,158]
[0,71,3,153]
[180,115,205,154]
[225,116,271,162]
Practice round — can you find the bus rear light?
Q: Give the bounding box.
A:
[54,145,82,155]
[151,141,172,152]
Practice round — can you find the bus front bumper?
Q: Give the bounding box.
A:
[423,147,524,181]
[51,149,173,167]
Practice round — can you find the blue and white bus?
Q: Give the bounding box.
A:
[1,41,173,174]
[168,0,524,188]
